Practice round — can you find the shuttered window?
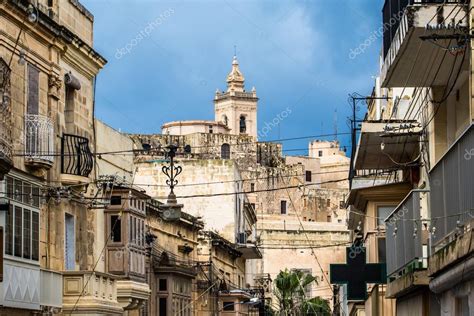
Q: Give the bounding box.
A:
[27,64,39,115]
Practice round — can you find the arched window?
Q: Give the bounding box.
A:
[239,115,246,133]
[221,143,230,159]
[222,115,228,126]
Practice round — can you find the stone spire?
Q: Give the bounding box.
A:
[226,55,245,92]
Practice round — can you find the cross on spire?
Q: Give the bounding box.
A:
[330,246,387,301]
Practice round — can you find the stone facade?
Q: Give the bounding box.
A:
[0,0,111,314]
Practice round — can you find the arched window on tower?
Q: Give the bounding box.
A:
[221,143,230,159]
[239,115,246,133]
[222,115,228,126]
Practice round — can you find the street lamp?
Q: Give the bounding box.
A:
[160,144,183,221]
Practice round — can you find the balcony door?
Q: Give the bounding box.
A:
[65,213,75,270]
[27,64,39,115]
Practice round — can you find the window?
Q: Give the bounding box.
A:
[23,209,31,259]
[3,176,40,261]
[318,150,323,157]
[111,215,121,242]
[281,201,287,215]
[65,213,75,270]
[223,301,235,311]
[377,237,386,263]
[456,296,470,316]
[159,297,167,316]
[305,171,312,182]
[5,205,13,255]
[239,115,246,133]
[65,86,75,127]
[110,195,122,205]
[222,115,228,126]
[327,215,331,222]
[27,64,39,115]
[14,206,22,257]
[221,143,230,159]
[377,206,395,227]
[159,278,168,291]
[209,125,213,134]
[327,199,331,207]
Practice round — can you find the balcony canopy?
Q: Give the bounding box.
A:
[381,2,468,87]
[354,121,422,170]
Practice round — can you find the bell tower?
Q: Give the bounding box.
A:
[214,56,258,138]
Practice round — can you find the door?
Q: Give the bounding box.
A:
[65,213,75,270]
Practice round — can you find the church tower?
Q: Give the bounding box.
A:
[214,56,258,138]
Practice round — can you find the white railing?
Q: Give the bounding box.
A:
[25,114,54,164]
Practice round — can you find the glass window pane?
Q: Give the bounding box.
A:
[6,176,13,199]
[111,215,121,242]
[32,212,39,261]
[23,183,31,205]
[5,204,13,255]
[14,206,22,257]
[23,209,31,259]
[32,186,40,207]
[377,206,395,226]
[14,179,22,202]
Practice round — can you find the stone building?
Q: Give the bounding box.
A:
[343,1,474,315]
[0,0,124,314]
[128,56,351,313]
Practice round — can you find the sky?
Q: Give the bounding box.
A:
[82,0,385,155]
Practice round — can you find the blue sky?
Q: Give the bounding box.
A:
[83,0,384,154]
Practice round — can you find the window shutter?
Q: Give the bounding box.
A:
[27,64,39,115]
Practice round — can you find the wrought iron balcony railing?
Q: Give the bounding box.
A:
[25,114,54,166]
[385,190,428,278]
[60,134,93,177]
[382,0,467,58]
[430,124,474,247]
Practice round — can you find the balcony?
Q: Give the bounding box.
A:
[429,124,474,248]
[353,120,422,171]
[60,134,93,184]
[385,190,429,297]
[25,114,54,169]
[40,269,63,309]
[62,271,123,315]
[381,0,468,87]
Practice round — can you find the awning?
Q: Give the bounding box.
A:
[354,121,421,170]
[236,243,262,259]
